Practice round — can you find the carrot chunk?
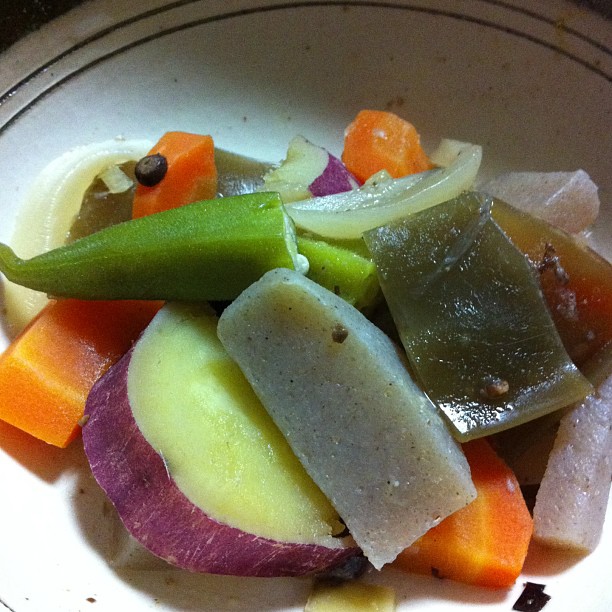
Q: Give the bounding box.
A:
[0,299,161,447]
[132,131,217,218]
[393,439,533,589]
[341,110,433,183]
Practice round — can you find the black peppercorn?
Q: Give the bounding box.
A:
[512,582,551,611]
[331,323,349,344]
[135,153,168,187]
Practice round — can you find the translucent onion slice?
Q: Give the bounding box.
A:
[98,164,134,194]
[285,141,482,239]
[5,138,153,335]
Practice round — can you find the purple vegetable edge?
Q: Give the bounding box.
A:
[308,152,360,197]
[82,349,357,577]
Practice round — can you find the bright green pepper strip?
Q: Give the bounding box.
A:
[0,192,298,302]
[297,235,381,312]
[363,191,593,441]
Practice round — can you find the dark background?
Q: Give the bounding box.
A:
[0,0,85,52]
[0,0,610,54]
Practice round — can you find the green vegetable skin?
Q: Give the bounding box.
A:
[297,235,381,311]
[364,191,593,441]
[0,192,298,302]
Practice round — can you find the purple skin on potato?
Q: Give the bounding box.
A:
[308,153,360,197]
[82,349,357,577]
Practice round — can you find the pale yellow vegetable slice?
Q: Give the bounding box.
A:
[128,302,343,545]
[305,581,396,611]
[217,268,476,569]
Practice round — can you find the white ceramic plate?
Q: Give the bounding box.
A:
[0,1,610,610]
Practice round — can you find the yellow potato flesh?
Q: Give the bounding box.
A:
[127,302,342,545]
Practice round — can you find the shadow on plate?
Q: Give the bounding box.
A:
[70,461,314,611]
[0,418,83,483]
[68,456,525,611]
[522,540,585,577]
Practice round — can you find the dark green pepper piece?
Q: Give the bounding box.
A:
[363,191,593,441]
[0,192,298,302]
[67,161,136,242]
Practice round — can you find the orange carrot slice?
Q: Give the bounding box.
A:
[341,110,433,183]
[394,439,533,589]
[0,299,161,447]
[132,131,217,218]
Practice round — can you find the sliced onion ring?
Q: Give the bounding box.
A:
[5,138,152,335]
[285,141,482,239]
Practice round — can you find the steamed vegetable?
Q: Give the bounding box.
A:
[0,192,300,301]
[491,199,612,367]
[3,138,152,334]
[285,140,481,239]
[305,581,396,611]
[0,298,160,447]
[532,342,612,553]
[83,302,356,576]
[67,162,137,242]
[363,191,593,440]
[262,135,359,202]
[341,109,432,182]
[131,131,218,218]
[215,148,272,196]
[394,439,533,588]
[2,111,610,602]
[297,235,380,311]
[217,268,476,570]
[481,169,599,234]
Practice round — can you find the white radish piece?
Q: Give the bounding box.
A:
[480,169,599,234]
[217,268,476,569]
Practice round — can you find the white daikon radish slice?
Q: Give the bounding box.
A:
[481,169,599,234]
[533,345,612,553]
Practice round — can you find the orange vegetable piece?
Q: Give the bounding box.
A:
[132,131,218,218]
[0,299,161,447]
[341,110,433,183]
[394,439,533,589]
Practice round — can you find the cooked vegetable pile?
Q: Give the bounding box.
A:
[0,111,610,605]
